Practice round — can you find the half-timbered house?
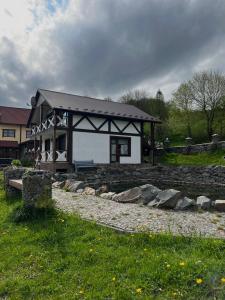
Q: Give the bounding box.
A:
[27,89,160,172]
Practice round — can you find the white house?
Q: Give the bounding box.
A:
[27,89,160,172]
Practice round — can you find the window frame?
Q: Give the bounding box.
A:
[110,136,131,163]
[26,130,32,139]
[2,129,16,138]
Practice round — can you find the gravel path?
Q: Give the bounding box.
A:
[53,188,225,239]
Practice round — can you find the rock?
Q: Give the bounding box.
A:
[83,187,96,196]
[100,192,116,200]
[214,200,225,212]
[96,184,108,195]
[52,181,64,189]
[76,189,84,194]
[112,187,143,203]
[139,184,161,205]
[156,189,182,208]
[147,198,159,207]
[64,180,84,192]
[175,197,195,210]
[196,196,211,210]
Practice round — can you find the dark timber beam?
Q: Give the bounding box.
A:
[67,112,73,165]
[150,122,155,166]
[52,110,57,163]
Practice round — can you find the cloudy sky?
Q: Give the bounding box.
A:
[0,0,225,107]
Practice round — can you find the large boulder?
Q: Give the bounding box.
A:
[112,187,143,203]
[156,189,182,208]
[139,184,161,205]
[64,180,84,192]
[196,196,211,210]
[100,192,116,200]
[175,197,195,210]
[83,187,96,196]
[214,200,225,212]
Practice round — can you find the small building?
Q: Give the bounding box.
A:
[0,106,32,162]
[27,89,160,172]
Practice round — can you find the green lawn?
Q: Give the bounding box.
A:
[1,176,225,299]
[161,150,225,166]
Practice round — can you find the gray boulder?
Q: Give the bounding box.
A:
[100,192,116,200]
[175,197,195,210]
[64,180,84,192]
[196,196,211,210]
[156,189,182,208]
[112,187,143,203]
[139,184,161,205]
[147,198,159,207]
[214,200,225,212]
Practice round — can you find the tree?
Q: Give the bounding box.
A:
[188,70,225,139]
[172,83,193,137]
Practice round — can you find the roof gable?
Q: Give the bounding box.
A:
[0,106,30,126]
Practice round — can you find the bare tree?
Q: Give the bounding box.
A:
[188,70,225,139]
[172,82,193,137]
[120,89,148,103]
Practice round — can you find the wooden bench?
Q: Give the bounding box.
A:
[8,179,23,191]
[74,160,96,172]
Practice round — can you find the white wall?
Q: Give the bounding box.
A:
[73,132,141,164]
[73,132,110,163]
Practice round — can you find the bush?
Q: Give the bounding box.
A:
[21,158,35,167]
[11,160,22,167]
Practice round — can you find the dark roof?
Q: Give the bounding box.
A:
[0,141,19,148]
[0,106,30,125]
[38,89,160,123]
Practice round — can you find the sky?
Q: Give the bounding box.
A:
[0,0,225,107]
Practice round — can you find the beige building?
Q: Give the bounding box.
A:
[0,106,31,159]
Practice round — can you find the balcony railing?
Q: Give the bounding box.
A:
[40,150,67,162]
[31,115,68,136]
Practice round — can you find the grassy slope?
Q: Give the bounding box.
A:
[161,150,225,166]
[0,177,225,299]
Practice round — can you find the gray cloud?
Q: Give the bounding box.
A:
[1,0,225,107]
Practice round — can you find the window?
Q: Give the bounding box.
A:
[26,130,32,138]
[110,136,131,162]
[2,129,16,137]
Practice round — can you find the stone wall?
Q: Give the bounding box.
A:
[63,164,225,200]
[156,140,225,156]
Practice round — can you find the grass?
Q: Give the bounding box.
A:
[0,174,225,299]
[161,150,225,166]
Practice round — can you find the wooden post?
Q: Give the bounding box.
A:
[52,110,56,163]
[150,122,155,166]
[67,112,73,165]
[140,122,144,163]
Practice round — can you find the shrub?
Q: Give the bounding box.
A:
[21,158,35,167]
[11,160,22,167]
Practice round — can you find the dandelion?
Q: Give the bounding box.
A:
[166,264,171,268]
[144,248,147,252]
[112,277,116,281]
[196,278,203,284]
[61,219,64,222]
[79,289,84,294]
[136,288,142,294]
[221,277,225,284]
[89,248,93,253]
[172,292,177,297]
[179,262,185,266]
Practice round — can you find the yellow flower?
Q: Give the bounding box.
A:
[166,264,171,268]
[61,219,64,222]
[112,277,116,281]
[221,277,225,284]
[172,292,177,296]
[196,278,203,284]
[79,289,84,294]
[179,262,185,266]
[136,288,142,294]
[89,248,93,252]
[144,248,147,252]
